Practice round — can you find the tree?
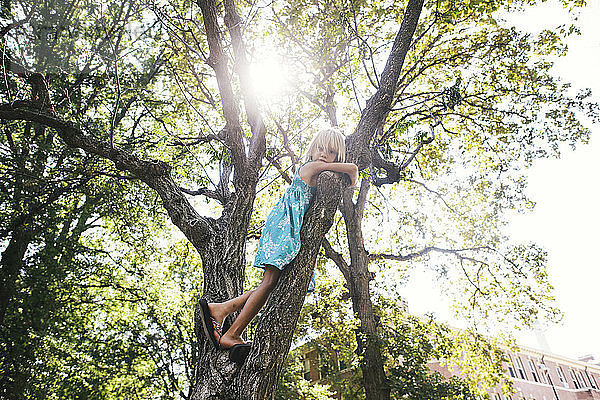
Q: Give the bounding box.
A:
[2,0,345,397]
[1,1,197,397]
[1,0,597,399]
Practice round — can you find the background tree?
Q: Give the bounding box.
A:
[1,0,199,398]
[0,0,597,399]
[278,258,509,399]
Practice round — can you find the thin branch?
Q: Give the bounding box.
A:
[272,116,298,165]
[0,3,36,38]
[321,238,350,285]
[404,178,457,214]
[346,4,379,89]
[265,152,292,185]
[0,175,93,238]
[369,245,494,262]
[179,186,224,202]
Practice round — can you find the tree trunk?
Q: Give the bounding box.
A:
[340,185,391,400]
[0,227,31,326]
[191,172,344,400]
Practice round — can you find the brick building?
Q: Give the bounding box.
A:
[486,346,600,400]
[301,342,600,399]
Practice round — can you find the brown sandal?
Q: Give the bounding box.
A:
[199,299,221,349]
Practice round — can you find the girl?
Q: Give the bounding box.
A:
[199,127,358,363]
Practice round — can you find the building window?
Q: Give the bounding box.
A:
[506,356,516,378]
[515,357,527,380]
[589,374,598,389]
[303,357,311,380]
[576,371,586,388]
[540,370,548,384]
[570,370,580,389]
[537,362,548,384]
[557,367,569,388]
[506,355,517,378]
[528,359,539,382]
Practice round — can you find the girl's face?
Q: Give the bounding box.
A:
[312,144,338,163]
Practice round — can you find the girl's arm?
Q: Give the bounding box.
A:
[299,161,359,187]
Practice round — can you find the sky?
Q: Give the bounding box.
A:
[403,0,600,360]
[507,0,600,359]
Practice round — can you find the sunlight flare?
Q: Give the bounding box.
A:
[248,56,290,99]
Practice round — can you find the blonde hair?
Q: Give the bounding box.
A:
[303,127,346,163]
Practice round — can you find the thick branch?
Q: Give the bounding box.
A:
[0,105,215,251]
[234,171,345,399]
[223,0,267,170]
[346,0,425,168]
[197,0,247,173]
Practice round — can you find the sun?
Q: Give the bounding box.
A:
[248,56,290,100]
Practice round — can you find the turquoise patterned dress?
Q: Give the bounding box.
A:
[254,166,316,271]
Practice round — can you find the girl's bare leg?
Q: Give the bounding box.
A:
[208,289,255,326]
[218,265,281,349]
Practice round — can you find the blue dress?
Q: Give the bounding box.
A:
[254,166,316,271]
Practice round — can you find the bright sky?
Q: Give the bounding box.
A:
[403,0,600,360]
[508,0,600,360]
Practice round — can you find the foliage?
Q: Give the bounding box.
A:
[1,1,199,397]
[276,352,339,400]
[279,271,508,399]
[379,301,506,399]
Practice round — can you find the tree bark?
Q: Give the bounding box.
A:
[340,182,391,400]
[0,227,31,326]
